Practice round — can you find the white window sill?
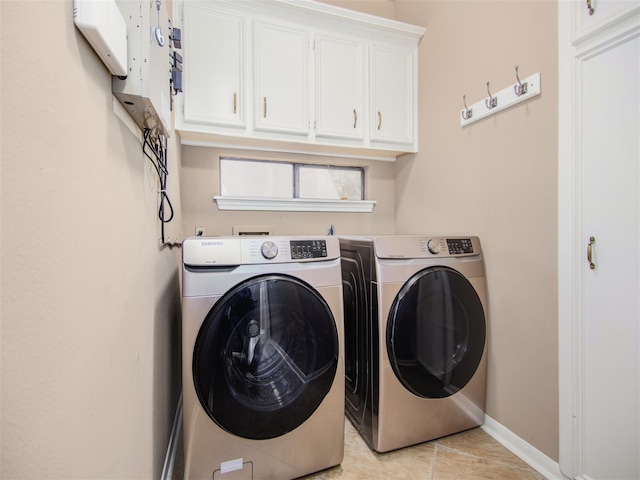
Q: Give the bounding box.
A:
[214,196,376,213]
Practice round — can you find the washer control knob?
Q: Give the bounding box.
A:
[261,241,278,259]
[427,238,440,255]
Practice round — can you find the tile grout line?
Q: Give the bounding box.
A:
[430,443,439,480]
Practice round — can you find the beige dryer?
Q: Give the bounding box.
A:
[339,235,488,452]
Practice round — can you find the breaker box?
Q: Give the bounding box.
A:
[112,0,172,136]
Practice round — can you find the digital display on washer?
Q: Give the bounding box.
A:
[447,238,474,255]
[290,240,328,259]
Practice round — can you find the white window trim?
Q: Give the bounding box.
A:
[214,196,376,213]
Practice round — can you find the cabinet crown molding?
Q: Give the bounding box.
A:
[210,0,425,39]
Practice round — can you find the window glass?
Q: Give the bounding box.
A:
[220,157,364,200]
[298,165,363,200]
[220,158,293,198]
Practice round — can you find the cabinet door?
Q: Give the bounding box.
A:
[370,45,414,146]
[578,32,639,480]
[254,20,309,135]
[574,0,637,37]
[183,3,244,127]
[315,33,364,141]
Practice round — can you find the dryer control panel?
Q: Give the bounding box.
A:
[372,235,481,259]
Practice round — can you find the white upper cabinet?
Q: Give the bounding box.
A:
[254,19,309,135]
[175,0,425,159]
[314,32,364,141]
[370,44,414,145]
[182,3,245,127]
[574,0,638,39]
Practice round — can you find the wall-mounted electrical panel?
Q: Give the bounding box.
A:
[73,0,128,76]
[112,0,172,136]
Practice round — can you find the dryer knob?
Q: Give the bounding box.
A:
[261,241,278,259]
[427,238,440,255]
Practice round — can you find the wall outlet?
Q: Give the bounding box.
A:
[195,226,206,236]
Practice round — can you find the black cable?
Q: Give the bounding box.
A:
[143,128,179,248]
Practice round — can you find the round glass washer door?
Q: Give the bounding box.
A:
[193,274,339,440]
[386,266,485,399]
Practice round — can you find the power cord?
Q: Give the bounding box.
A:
[143,128,180,248]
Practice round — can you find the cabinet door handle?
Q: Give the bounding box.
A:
[263,97,267,118]
[353,109,357,129]
[233,92,237,114]
[586,0,594,15]
[587,236,596,269]
[377,111,382,130]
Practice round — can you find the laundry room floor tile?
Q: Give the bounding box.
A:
[299,418,546,480]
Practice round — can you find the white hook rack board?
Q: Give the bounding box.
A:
[460,72,541,127]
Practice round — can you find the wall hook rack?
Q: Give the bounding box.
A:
[460,70,541,127]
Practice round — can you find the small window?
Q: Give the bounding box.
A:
[221,159,293,198]
[220,157,364,200]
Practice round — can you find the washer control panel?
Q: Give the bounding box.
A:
[290,239,328,259]
[446,238,474,255]
[182,236,339,266]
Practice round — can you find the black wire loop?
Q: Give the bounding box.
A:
[143,128,175,245]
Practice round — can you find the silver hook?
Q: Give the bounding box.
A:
[514,65,527,97]
[461,95,473,120]
[485,82,497,109]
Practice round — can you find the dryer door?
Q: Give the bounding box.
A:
[193,274,339,440]
[386,266,485,399]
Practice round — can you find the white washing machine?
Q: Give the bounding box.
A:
[339,235,488,453]
[181,236,344,479]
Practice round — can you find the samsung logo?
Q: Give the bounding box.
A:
[201,240,224,247]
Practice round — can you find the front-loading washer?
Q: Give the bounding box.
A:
[181,236,344,479]
[339,235,488,453]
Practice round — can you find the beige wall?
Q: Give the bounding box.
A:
[1,1,183,478]
[394,0,559,460]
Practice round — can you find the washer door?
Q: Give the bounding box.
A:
[386,266,485,399]
[193,274,339,440]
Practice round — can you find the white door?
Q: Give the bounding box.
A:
[253,19,309,135]
[579,33,639,480]
[183,4,244,127]
[559,2,640,478]
[314,33,364,141]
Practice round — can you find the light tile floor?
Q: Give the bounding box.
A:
[298,418,546,480]
[174,417,546,480]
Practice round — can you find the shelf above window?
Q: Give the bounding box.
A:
[214,196,376,213]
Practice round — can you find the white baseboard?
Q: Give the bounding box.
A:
[481,415,569,480]
[161,395,183,480]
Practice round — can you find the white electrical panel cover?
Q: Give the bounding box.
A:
[112,0,172,136]
[73,0,128,76]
